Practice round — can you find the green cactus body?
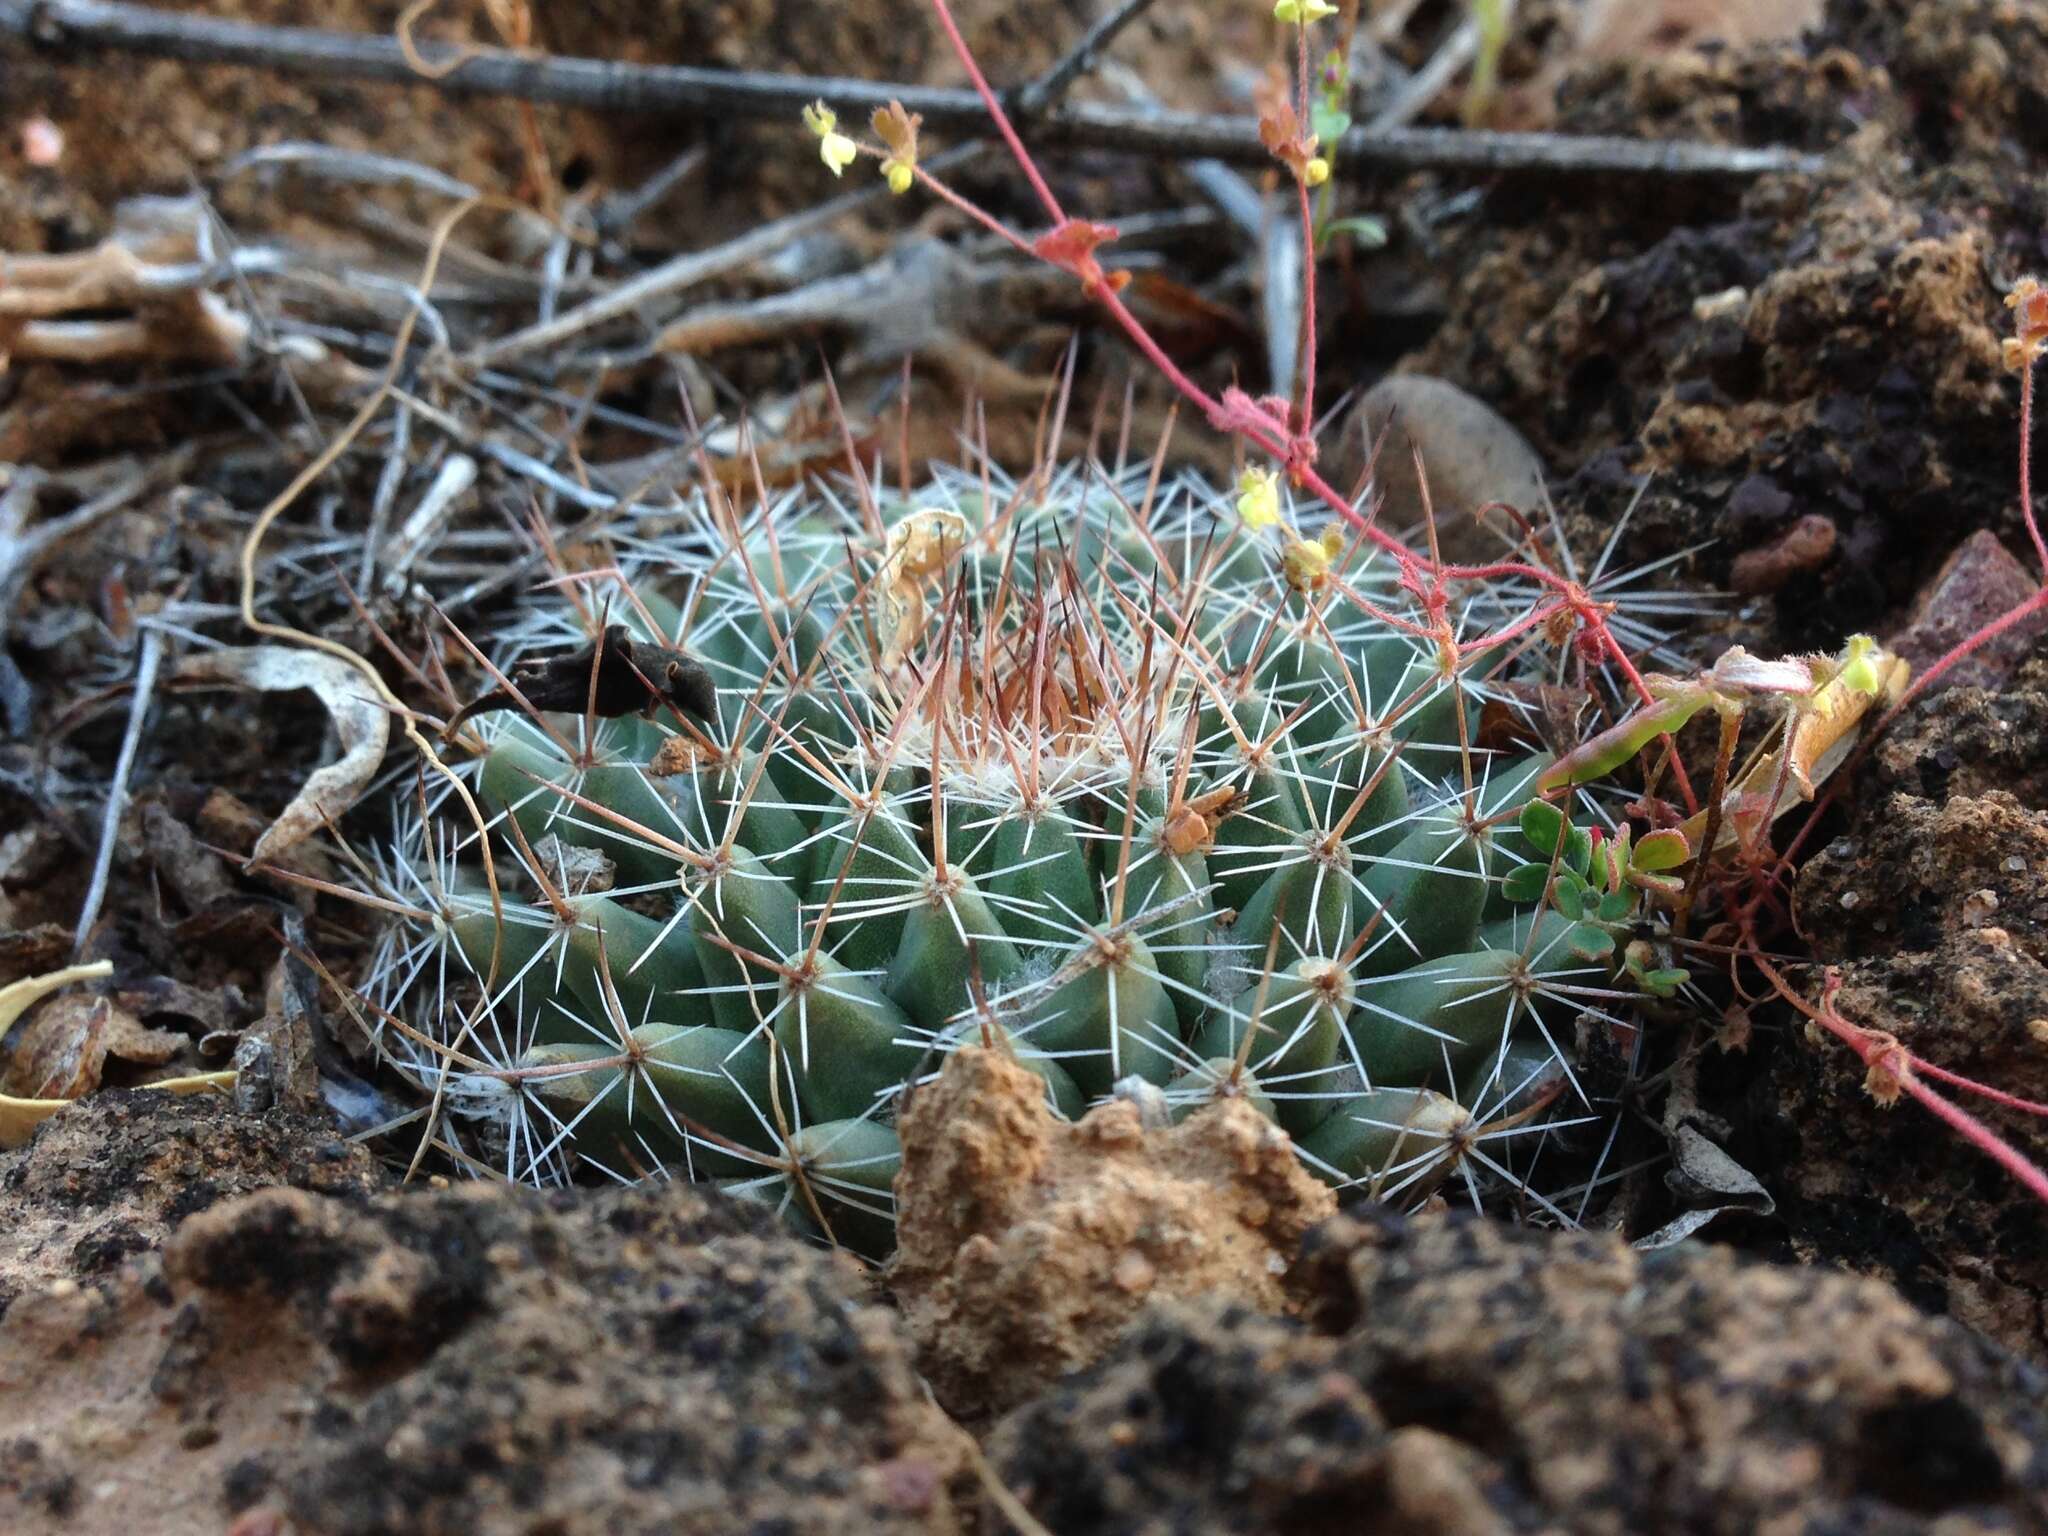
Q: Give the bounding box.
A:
[1190,956,1351,1134]
[1211,790,1317,915]
[807,794,927,972]
[778,1119,901,1260]
[1233,837,1354,965]
[1231,619,1355,752]
[1167,1060,1280,1124]
[518,1023,781,1177]
[946,798,1098,943]
[1461,1034,1570,1121]
[369,469,1642,1249]
[651,748,808,872]
[1355,638,1468,759]
[1296,1085,1471,1188]
[1116,820,1216,1026]
[1346,940,1585,1088]
[886,868,1025,1034]
[446,897,580,1044]
[557,894,707,1031]
[689,848,802,1031]
[773,954,923,1122]
[1325,739,1411,860]
[1352,804,1488,978]
[1025,935,1182,1096]
[479,728,695,889]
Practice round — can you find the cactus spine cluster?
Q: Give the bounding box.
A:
[366,464,1628,1255]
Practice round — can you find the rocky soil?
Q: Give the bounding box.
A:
[8,1106,2042,1534]
[3,0,2048,1527]
[989,1210,2048,1534]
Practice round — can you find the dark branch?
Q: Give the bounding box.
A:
[1,0,1826,181]
[1012,0,1165,119]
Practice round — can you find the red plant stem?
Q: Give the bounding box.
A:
[1893,1066,2048,1205]
[2023,363,2046,571]
[1780,351,2048,881]
[908,161,1037,258]
[1880,586,2048,728]
[927,0,1064,225]
[1091,285,1252,447]
[1758,955,2048,1208]
[1297,176,1318,429]
[906,0,2048,1216]
[1874,352,2048,726]
[1294,17,1317,428]
[1912,1057,2048,1119]
[918,0,1677,736]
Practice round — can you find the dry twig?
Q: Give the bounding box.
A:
[1,0,1824,181]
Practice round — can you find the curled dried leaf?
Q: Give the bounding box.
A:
[173,646,391,864]
[0,959,111,1149]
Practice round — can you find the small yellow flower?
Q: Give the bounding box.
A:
[1274,0,1338,22]
[1281,537,1329,592]
[820,132,858,175]
[885,160,914,194]
[1236,468,1282,530]
[803,100,859,177]
[1303,156,1331,187]
[1837,633,1882,696]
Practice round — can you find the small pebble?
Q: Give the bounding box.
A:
[1730,513,1838,595]
[1327,375,1547,563]
[1112,1251,1157,1295]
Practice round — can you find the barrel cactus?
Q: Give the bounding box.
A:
[362,463,1653,1255]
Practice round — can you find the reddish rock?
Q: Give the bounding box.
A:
[1890,529,2048,692]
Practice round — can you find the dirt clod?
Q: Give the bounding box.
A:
[0,1179,971,1536]
[1327,374,1549,562]
[986,1209,2048,1535]
[1889,529,2048,693]
[890,1047,1336,1418]
[0,1088,381,1311]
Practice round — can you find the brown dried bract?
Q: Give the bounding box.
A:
[444,625,716,738]
[1160,784,1249,857]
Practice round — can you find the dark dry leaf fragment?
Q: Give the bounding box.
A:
[444,624,716,736]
